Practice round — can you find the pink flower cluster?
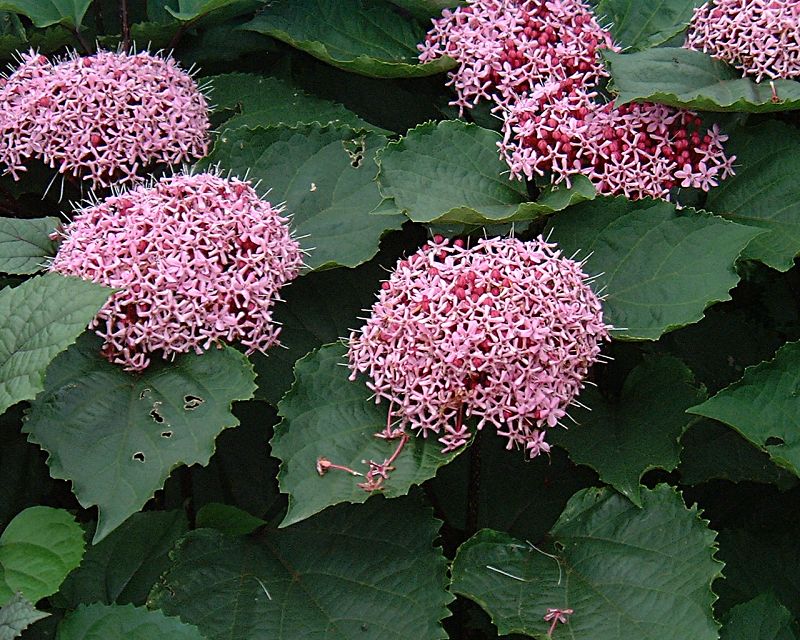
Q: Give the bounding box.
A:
[501,82,735,199]
[687,0,800,82]
[348,235,609,457]
[420,0,735,200]
[0,50,209,188]
[50,173,303,371]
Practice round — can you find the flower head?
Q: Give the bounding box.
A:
[687,0,800,82]
[0,49,210,188]
[419,0,617,112]
[348,235,610,456]
[50,172,303,370]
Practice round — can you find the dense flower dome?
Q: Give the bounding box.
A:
[686,0,800,82]
[50,172,303,370]
[419,0,617,112]
[0,49,210,188]
[348,235,610,457]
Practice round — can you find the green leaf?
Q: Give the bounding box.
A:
[273,343,462,527]
[595,0,702,50]
[0,218,59,275]
[149,495,452,640]
[721,593,799,640]
[0,593,48,640]
[202,124,404,270]
[0,0,91,28]
[195,504,265,536]
[385,0,462,19]
[0,506,84,607]
[451,485,722,639]
[55,511,189,608]
[679,420,798,489]
[545,197,763,340]
[57,603,204,640]
[689,340,800,480]
[604,48,800,112]
[0,274,111,416]
[429,437,597,541]
[550,355,705,505]
[241,0,456,78]
[706,121,800,271]
[164,0,245,21]
[377,121,595,225]
[207,73,386,133]
[23,333,256,543]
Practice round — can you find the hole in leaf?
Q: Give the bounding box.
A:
[161,430,173,439]
[342,135,366,168]
[766,436,785,446]
[132,452,145,462]
[183,395,205,410]
[150,408,164,423]
[139,387,152,400]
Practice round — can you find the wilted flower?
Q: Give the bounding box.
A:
[687,0,800,82]
[0,49,210,188]
[500,82,735,200]
[418,0,617,112]
[50,172,303,370]
[348,235,610,457]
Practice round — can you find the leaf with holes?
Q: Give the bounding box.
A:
[57,603,204,640]
[23,333,256,543]
[241,0,456,78]
[451,485,722,639]
[55,511,189,608]
[202,124,404,270]
[604,49,800,112]
[273,343,462,527]
[688,340,800,480]
[0,217,59,275]
[0,506,84,607]
[0,273,111,416]
[376,120,595,224]
[545,197,762,340]
[207,73,386,133]
[720,593,799,640]
[707,121,800,271]
[149,495,452,639]
[0,0,91,28]
[595,0,703,50]
[550,355,706,505]
[0,593,48,640]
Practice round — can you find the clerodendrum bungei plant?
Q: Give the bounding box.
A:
[1,1,800,639]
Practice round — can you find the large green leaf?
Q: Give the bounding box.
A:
[451,485,722,639]
[207,73,385,133]
[273,343,462,527]
[545,197,762,340]
[241,0,456,78]
[604,49,800,112]
[720,594,799,640]
[164,0,248,20]
[689,340,800,479]
[202,124,404,270]
[55,511,189,608]
[0,593,48,640]
[550,355,705,505]
[0,0,90,28]
[386,0,462,19]
[377,120,595,224]
[0,507,84,607]
[595,0,702,50]
[0,218,59,275]
[57,603,204,640]
[149,495,452,640]
[0,274,111,416]
[23,333,256,543]
[706,122,800,271]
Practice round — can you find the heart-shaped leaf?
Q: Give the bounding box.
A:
[0,0,91,28]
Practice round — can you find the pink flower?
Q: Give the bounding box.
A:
[348,235,610,457]
[50,172,303,370]
[0,49,210,188]
[686,0,800,82]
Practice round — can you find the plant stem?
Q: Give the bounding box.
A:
[466,429,481,534]
[120,0,130,53]
[74,28,93,54]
